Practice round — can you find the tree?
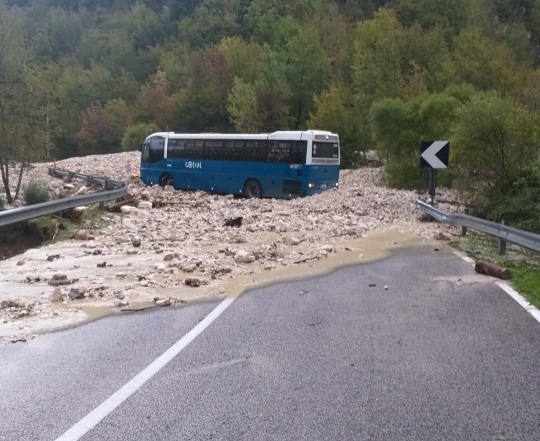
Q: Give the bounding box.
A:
[121,122,159,151]
[308,84,363,168]
[228,77,261,132]
[0,5,47,204]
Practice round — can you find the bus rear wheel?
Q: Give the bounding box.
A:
[244,180,262,199]
[160,174,174,187]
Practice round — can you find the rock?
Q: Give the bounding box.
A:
[155,298,171,307]
[63,183,75,190]
[131,237,141,247]
[121,206,133,214]
[71,232,95,240]
[52,274,67,280]
[139,280,149,287]
[50,289,64,303]
[184,278,201,287]
[138,200,153,209]
[1,299,19,310]
[96,262,107,268]
[434,232,450,241]
[16,260,25,266]
[321,245,334,252]
[68,288,84,300]
[235,250,255,264]
[113,299,123,307]
[163,253,176,261]
[76,186,88,195]
[182,264,196,273]
[283,236,301,246]
[47,254,61,262]
[224,217,243,227]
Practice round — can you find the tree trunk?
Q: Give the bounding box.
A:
[0,158,13,204]
[474,260,512,280]
[14,162,26,201]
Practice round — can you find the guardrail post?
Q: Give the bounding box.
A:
[461,208,469,236]
[499,219,507,255]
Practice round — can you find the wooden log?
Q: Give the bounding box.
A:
[474,260,512,280]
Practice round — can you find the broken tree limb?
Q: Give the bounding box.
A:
[474,260,512,280]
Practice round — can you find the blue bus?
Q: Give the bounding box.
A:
[140,130,340,199]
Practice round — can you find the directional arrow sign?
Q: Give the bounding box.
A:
[420,141,449,169]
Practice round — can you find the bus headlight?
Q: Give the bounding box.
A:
[308,183,315,188]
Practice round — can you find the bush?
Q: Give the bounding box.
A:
[24,181,50,206]
[121,122,160,152]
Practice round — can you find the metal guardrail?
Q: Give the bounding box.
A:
[0,187,127,228]
[416,200,540,253]
[48,168,124,190]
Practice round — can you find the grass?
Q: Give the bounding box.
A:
[453,232,540,308]
[29,206,109,245]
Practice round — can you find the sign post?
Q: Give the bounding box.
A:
[420,141,449,204]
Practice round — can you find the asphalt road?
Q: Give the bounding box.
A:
[1,246,539,441]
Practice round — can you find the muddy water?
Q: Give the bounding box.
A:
[0,227,429,340]
[224,228,424,298]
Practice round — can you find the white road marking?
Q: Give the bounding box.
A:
[454,251,540,324]
[496,282,540,324]
[53,295,237,441]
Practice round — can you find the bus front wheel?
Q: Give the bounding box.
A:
[244,180,262,199]
[160,174,174,187]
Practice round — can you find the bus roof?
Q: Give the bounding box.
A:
[146,130,338,141]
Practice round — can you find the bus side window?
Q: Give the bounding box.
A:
[245,140,266,162]
[267,141,290,163]
[290,141,306,163]
[234,140,245,160]
[193,140,204,159]
[149,136,165,163]
[168,139,185,159]
[185,140,195,158]
[223,140,235,160]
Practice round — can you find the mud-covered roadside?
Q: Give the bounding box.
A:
[0,153,462,343]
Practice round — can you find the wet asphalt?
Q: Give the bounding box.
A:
[1,246,539,441]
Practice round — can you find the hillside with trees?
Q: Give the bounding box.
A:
[0,0,539,230]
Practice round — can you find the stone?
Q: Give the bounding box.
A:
[182,264,196,273]
[156,298,171,307]
[68,288,84,300]
[1,299,19,310]
[283,236,301,246]
[235,250,255,264]
[16,260,25,266]
[139,280,149,287]
[138,201,153,209]
[434,232,450,241]
[76,186,88,195]
[131,238,142,247]
[184,278,201,287]
[50,289,63,303]
[120,206,133,214]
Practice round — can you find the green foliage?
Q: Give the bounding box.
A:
[24,181,50,206]
[228,77,260,132]
[121,123,160,152]
[451,92,540,229]
[0,196,4,211]
[370,88,467,187]
[476,168,540,232]
[308,85,363,168]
